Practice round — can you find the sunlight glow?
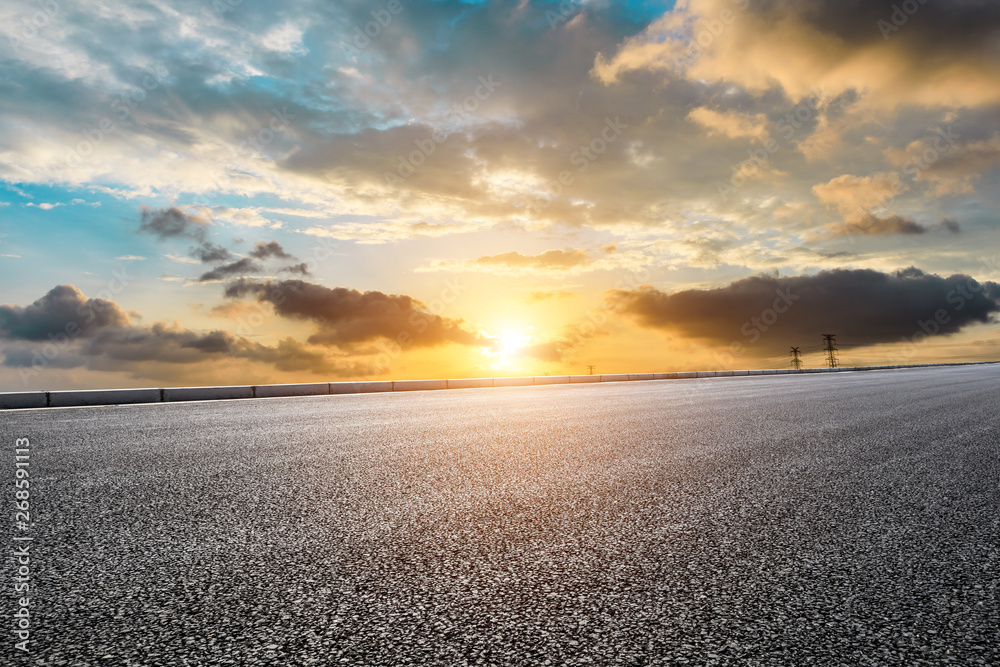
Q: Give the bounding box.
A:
[480,327,534,371]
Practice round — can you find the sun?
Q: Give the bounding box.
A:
[481,327,534,371]
[498,330,530,356]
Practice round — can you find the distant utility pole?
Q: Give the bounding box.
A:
[586,365,596,375]
[790,347,803,370]
[821,334,839,369]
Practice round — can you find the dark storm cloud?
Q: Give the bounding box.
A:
[608,268,1000,353]
[139,207,208,241]
[224,279,479,348]
[248,240,294,260]
[769,0,1000,52]
[139,206,240,266]
[840,213,928,237]
[0,284,367,379]
[279,262,311,276]
[197,258,263,282]
[941,218,962,234]
[191,242,233,263]
[75,324,342,373]
[0,285,130,341]
[140,209,298,280]
[598,0,1000,105]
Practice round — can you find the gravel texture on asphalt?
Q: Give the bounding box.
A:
[2,365,998,666]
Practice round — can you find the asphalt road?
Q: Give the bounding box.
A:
[3,365,999,666]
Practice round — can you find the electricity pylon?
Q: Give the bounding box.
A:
[822,334,839,369]
[790,347,803,370]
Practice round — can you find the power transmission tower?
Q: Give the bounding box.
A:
[821,334,839,369]
[586,365,596,375]
[790,347,803,370]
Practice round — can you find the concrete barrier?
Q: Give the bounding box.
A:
[533,376,569,385]
[0,392,48,409]
[3,362,996,409]
[164,386,254,403]
[392,379,448,392]
[329,381,392,394]
[49,388,161,407]
[493,377,535,387]
[446,378,494,389]
[254,383,329,399]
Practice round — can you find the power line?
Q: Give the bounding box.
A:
[790,346,803,370]
[586,365,596,375]
[821,334,839,369]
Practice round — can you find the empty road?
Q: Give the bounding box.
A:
[3,365,999,665]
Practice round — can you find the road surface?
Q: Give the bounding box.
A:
[3,365,999,665]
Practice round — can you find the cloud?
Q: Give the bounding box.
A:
[0,284,130,341]
[832,211,928,238]
[248,241,294,260]
[0,284,373,380]
[139,207,209,242]
[473,249,593,270]
[163,254,201,265]
[607,268,1000,354]
[191,242,233,263]
[278,262,311,276]
[420,247,634,275]
[813,173,903,214]
[197,258,263,283]
[941,218,962,234]
[224,279,479,349]
[594,0,1000,108]
[139,207,238,267]
[810,173,966,237]
[114,255,147,261]
[210,207,277,228]
[885,132,1000,196]
[687,107,769,140]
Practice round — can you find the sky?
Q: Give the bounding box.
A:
[0,0,999,391]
